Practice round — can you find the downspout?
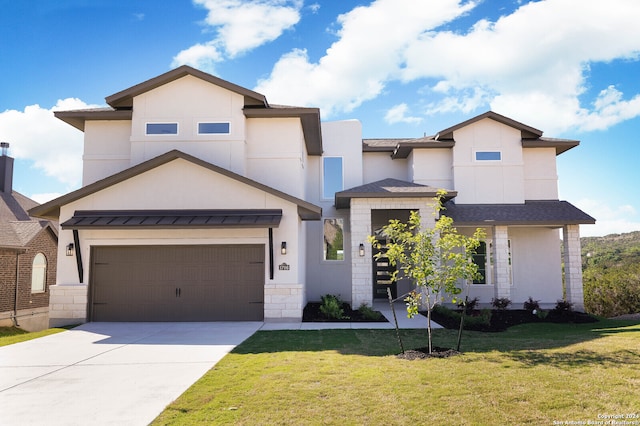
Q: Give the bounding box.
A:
[268,228,274,280]
[73,229,83,283]
[13,251,20,327]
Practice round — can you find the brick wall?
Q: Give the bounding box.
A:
[0,227,57,330]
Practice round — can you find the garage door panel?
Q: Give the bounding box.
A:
[90,245,264,321]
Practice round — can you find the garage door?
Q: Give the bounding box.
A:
[90,245,264,321]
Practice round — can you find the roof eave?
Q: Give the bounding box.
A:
[54,109,133,132]
[244,107,323,156]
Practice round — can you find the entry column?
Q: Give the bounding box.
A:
[563,224,585,311]
[492,225,512,300]
[351,199,372,307]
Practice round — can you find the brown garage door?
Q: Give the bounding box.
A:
[90,245,264,321]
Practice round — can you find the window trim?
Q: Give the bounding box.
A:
[31,252,47,293]
[322,218,345,262]
[145,122,179,135]
[474,150,502,162]
[197,121,231,135]
[322,156,344,200]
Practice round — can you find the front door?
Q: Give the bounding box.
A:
[372,243,397,299]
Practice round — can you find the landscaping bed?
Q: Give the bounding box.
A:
[430,306,598,332]
[302,301,388,322]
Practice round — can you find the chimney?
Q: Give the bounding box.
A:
[0,142,14,193]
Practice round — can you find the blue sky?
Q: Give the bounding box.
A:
[1,0,639,237]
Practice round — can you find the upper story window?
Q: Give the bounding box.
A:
[323,157,343,199]
[31,253,47,293]
[475,151,502,161]
[198,122,230,134]
[146,123,178,135]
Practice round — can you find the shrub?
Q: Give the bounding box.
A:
[554,299,573,312]
[457,297,480,315]
[432,304,491,331]
[319,294,348,320]
[523,297,540,312]
[357,303,383,321]
[491,297,512,310]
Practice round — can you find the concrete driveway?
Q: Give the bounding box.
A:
[0,322,262,426]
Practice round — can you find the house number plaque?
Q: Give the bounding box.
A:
[279,263,290,271]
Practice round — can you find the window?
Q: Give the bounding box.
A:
[31,253,47,293]
[472,241,488,284]
[475,151,501,161]
[146,123,178,135]
[198,122,230,134]
[323,157,343,199]
[323,218,344,261]
[472,240,512,285]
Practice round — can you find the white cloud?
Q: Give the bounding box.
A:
[255,0,640,132]
[255,0,476,116]
[574,199,640,237]
[172,0,302,70]
[0,98,97,190]
[384,103,422,125]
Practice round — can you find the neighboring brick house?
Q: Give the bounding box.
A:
[0,143,58,331]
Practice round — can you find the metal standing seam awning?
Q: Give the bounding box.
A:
[61,209,284,282]
[60,209,283,230]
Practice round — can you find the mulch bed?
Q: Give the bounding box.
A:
[430,308,598,332]
[397,346,461,360]
[302,302,388,322]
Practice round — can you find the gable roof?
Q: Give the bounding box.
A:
[443,200,596,226]
[0,191,57,250]
[436,111,543,140]
[365,111,579,158]
[335,178,456,209]
[54,66,323,155]
[28,150,322,222]
[105,65,268,108]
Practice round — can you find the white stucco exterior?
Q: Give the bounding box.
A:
[34,66,594,325]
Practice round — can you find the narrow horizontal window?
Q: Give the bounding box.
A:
[198,122,230,134]
[475,151,501,161]
[146,123,178,135]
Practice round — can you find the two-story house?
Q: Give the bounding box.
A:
[29,66,594,326]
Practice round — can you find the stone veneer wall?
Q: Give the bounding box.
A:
[264,283,304,321]
[49,284,88,327]
[563,224,585,311]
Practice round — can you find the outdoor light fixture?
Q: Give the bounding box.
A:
[359,243,365,257]
[281,242,287,255]
[66,243,74,256]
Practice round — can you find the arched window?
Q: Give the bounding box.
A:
[31,253,47,293]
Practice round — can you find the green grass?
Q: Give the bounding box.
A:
[153,319,640,425]
[0,326,69,347]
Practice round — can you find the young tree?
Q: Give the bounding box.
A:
[369,191,485,353]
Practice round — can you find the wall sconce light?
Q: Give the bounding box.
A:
[359,243,365,257]
[281,242,287,255]
[66,243,74,256]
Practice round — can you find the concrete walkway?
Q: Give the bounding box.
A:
[0,322,262,426]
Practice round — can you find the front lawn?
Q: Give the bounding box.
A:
[0,326,69,347]
[153,319,640,425]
